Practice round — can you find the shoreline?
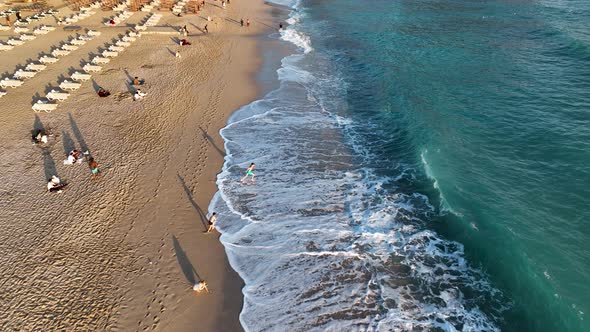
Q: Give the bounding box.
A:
[0,0,285,330]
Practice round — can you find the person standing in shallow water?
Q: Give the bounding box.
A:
[205,213,217,233]
[240,163,255,183]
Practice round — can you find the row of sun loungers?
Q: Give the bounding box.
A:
[63,9,96,25]
[104,10,133,26]
[141,0,161,12]
[33,28,142,112]
[0,25,58,52]
[13,10,59,27]
[143,13,162,27]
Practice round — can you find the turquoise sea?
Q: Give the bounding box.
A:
[214,0,590,330]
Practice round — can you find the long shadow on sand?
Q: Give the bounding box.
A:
[42,148,57,181]
[172,235,202,286]
[68,113,89,153]
[199,126,224,157]
[177,174,209,231]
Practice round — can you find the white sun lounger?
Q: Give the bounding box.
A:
[79,6,92,11]
[134,25,147,31]
[59,80,82,90]
[14,26,29,33]
[0,43,14,51]
[79,35,93,41]
[7,39,25,46]
[108,45,125,52]
[20,34,37,41]
[87,30,101,36]
[83,64,102,72]
[41,25,56,31]
[128,31,141,37]
[90,2,101,9]
[52,49,71,57]
[65,16,79,23]
[0,25,10,31]
[91,56,110,64]
[121,36,136,42]
[115,41,131,47]
[62,44,78,51]
[26,63,47,71]
[33,28,50,35]
[14,70,37,79]
[71,71,91,81]
[32,100,58,112]
[39,55,59,64]
[70,39,86,45]
[46,90,70,101]
[102,50,118,58]
[0,78,24,88]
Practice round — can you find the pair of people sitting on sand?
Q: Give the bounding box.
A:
[47,175,67,193]
[134,88,147,101]
[64,149,87,165]
[33,130,48,144]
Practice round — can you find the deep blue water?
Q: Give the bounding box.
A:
[214,0,590,330]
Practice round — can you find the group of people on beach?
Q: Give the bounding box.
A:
[34,129,102,193]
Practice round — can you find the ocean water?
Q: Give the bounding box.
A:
[212,0,590,331]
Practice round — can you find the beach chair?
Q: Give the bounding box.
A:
[7,39,25,46]
[108,45,125,52]
[115,41,131,47]
[59,80,82,91]
[25,63,47,71]
[0,25,10,31]
[83,64,102,72]
[0,43,14,51]
[62,44,79,51]
[33,28,50,35]
[79,35,93,41]
[71,71,92,81]
[32,100,58,113]
[102,50,119,58]
[14,70,37,79]
[134,24,147,31]
[79,6,92,11]
[14,26,29,33]
[39,55,59,64]
[90,2,101,9]
[87,30,101,36]
[20,34,37,41]
[46,89,70,102]
[70,39,86,46]
[128,31,141,37]
[91,56,110,64]
[52,49,71,57]
[121,36,136,42]
[41,25,56,31]
[0,78,24,88]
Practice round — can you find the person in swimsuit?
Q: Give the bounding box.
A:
[240,163,255,183]
[205,212,217,233]
[88,157,101,179]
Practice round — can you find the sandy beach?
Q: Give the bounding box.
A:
[0,0,277,330]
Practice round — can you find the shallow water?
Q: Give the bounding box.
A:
[213,0,590,331]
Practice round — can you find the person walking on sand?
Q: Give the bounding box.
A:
[203,24,208,34]
[205,212,217,233]
[240,163,255,183]
[88,157,101,179]
[240,18,244,27]
[246,19,250,27]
